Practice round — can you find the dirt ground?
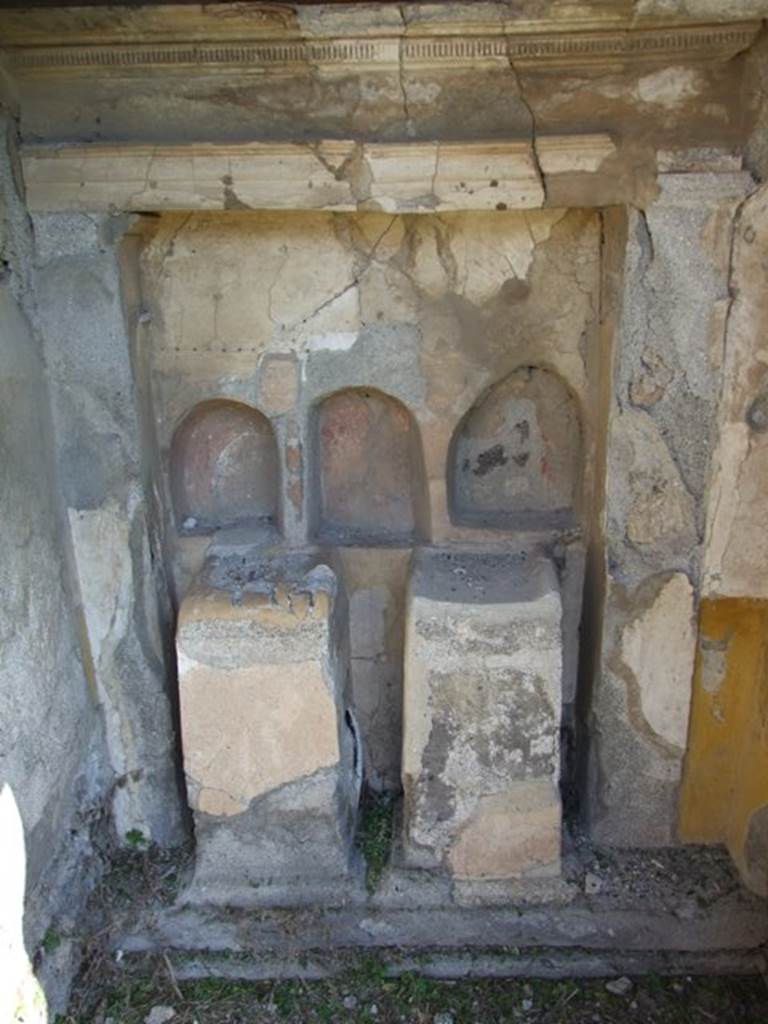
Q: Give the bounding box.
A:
[53,834,768,1023]
[60,956,768,1024]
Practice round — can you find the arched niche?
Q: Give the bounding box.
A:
[170,399,279,534]
[313,388,428,544]
[448,367,582,529]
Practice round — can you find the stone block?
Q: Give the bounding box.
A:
[177,552,362,904]
[402,550,563,880]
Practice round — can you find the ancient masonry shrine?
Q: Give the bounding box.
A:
[2,1,768,1017]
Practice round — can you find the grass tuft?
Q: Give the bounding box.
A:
[356,792,395,893]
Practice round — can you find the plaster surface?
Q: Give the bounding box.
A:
[703,184,768,600]
[0,118,111,1016]
[586,172,754,848]
[33,210,185,847]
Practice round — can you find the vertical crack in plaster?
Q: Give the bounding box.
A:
[365,215,401,263]
[433,215,460,293]
[717,189,753,410]
[160,211,193,264]
[266,249,290,326]
[506,46,546,204]
[632,207,656,409]
[635,208,656,267]
[125,148,157,210]
[430,142,440,204]
[397,6,416,139]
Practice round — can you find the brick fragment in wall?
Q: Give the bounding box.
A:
[259,353,299,415]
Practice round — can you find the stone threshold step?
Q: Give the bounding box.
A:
[114,946,768,984]
[116,890,768,960]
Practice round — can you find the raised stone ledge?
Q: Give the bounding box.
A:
[21,136,616,213]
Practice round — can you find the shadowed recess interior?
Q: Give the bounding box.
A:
[313,387,428,545]
[448,366,583,529]
[170,399,279,535]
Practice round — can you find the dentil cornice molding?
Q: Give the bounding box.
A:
[0,4,761,77]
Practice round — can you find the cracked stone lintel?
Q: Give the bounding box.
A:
[20,137,621,214]
[505,45,548,205]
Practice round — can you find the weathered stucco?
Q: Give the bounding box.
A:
[177,555,361,904]
[139,206,601,559]
[0,116,110,1016]
[178,563,343,817]
[136,205,598,792]
[703,184,768,600]
[402,551,563,880]
[32,209,185,847]
[680,599,768,897]
[586,172,753,847]
[2,0,768,1010]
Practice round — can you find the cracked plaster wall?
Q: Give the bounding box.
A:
[29,209,188,850]
[10,7,756,203]
[585,170,756,847]
[3,0,768,931]
[677,184,768,894]
[138,206,601,790]
[0,113,113,1016]
[3,4,760,259]
[702,183,768,601]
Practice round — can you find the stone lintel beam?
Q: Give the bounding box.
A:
[21,136,619,214]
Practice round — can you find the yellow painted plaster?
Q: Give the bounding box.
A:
[679,599,768,894]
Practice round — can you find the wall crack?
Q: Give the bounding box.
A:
[506,46,547,204]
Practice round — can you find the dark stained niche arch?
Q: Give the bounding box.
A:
[170,399,279,535]
[448,366,582,529]
[312,387,428,545]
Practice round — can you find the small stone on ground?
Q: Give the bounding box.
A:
[605,976,633,996]
[585,871,602,894]
[144,1008,176,1024]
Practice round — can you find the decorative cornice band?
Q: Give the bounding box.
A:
[6,23,759,75]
